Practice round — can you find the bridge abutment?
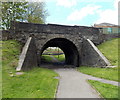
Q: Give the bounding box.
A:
[16,37,38,71]
[81,39,111,67]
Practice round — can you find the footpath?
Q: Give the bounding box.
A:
[54,68,101,98]
[44,56,119,98]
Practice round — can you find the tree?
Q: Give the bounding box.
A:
[1,1,28,29]
[1,1,48,30]
[25,2,48,24]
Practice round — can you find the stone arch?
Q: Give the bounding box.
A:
[40,38,80,67]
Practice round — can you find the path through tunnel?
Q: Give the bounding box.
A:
[40,38,79,67]
[41,47,65,65]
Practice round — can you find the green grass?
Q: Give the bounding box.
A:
[78,66,118,82]
[78,38,119,82]
[97,38,119,66]
[3,68,59,98]
[2,40,59,98]
[88,80,119,99]
[41,55,53,62]
[41,54,65,63]
[52,54,65,62]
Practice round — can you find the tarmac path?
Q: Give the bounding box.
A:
[41,55,119,98]
[54,68,101,98]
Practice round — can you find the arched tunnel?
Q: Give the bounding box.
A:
[40,38,80,67]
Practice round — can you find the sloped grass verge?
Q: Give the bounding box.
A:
[97,38,119,66]
[88,80,119,99]
[52,54,65,62]
[2,40,59,98]
[78,66,118,82]
[41,55,53,62]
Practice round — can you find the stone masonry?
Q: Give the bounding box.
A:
[8,21,111,70]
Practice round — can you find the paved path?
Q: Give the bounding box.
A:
[42,56,119,98]
[49,56,119,86]
[54,68,101,98]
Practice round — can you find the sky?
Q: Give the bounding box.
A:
[30,0,119,26]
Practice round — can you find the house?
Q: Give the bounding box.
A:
[94,23,120,34]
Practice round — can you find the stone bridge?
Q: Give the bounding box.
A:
[9,21,111,71]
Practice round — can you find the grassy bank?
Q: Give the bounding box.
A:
[2,40,59,98]
[88,80,118,99]
[41,54,65,63]
[41,55,53,62]
[78,38,119,82]
[79,66,118,81]
[52,54,65,62]
[97,38,119,66]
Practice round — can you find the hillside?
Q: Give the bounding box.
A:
[97,38,119,66]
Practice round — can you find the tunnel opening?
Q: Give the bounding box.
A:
[40,38,79,67]
[41,47,65,65]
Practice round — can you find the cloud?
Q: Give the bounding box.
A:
[114,0,120,9]
[56,0,77,7]
[95,9,118,24]
[95,0,120,25]
[67,5,101,21]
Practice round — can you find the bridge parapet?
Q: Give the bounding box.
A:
[10,21,102,45]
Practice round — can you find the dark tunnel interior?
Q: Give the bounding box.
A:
[40,38,79,67]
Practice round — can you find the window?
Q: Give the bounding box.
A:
[118,28,120,34]
[107,28,112,33]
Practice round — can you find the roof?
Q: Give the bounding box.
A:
[94,23,120,27]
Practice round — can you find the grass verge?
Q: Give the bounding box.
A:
[2,40,59,98]
[97,38,119,66]
[41,55,53,62]
[88,80,119,99]
[52,54,65,62]
[78,66,118,82]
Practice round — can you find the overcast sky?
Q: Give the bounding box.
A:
[29,0,119,26]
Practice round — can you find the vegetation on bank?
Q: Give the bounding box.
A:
[78,38,119,82]
[2,40,59,98]
[41,47,65,63]
[78,66,118,82]
[41,55,53,62]
[88,80,118,99]
[97,38,119,66]
[52,54,65,62]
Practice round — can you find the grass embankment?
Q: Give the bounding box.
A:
[42,48,65,63]
[52,54,65,62]
[88,80,118,99]
[97,38,119,66]
[78,38,119,82]
[41,55,53,62]
[79,67,118,82]
[41,54,65,63]
[2,40,59,98]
